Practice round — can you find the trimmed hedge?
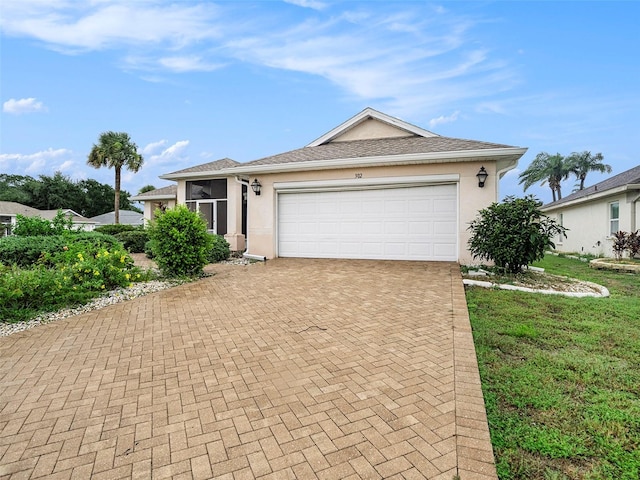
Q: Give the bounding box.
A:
[115,230,149,253]
[0,232,123,268]
[94,224,137,236]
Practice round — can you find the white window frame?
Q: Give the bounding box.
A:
[609,201,619,235]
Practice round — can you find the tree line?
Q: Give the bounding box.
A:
[0,172,141,218]
[519,151,611,202]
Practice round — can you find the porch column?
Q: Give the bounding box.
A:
[224,178,246,252]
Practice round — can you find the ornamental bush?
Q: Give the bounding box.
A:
[13,210,75,236]
[0,232,122,267]
[115,230,149,253]
[94,224,137,236]
[0,245,144,322]
[468,195,567,274]
[147,205,213,277]
[208,234,230,263]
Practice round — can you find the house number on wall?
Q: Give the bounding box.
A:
[355,173,363,179]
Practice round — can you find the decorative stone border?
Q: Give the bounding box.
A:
[589,258,640,273]
[462,278,610,298]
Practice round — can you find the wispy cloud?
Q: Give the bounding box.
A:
[1,2,518,114]
[3,97,47,114]
[284,0,328,11]
[0,147,73,174]
[429,111,460,129]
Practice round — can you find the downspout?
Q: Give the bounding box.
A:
[234,176,266,261]
[631,191,640,232]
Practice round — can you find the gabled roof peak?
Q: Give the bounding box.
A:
[307,108,438,147]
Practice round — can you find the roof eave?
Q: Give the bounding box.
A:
[230,147,528,175]
[130,194,177,201]
[542,184,634,211]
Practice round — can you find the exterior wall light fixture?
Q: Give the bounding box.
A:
[476,166,488,188]
[251,179,262,195]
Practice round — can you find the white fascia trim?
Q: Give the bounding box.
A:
[229,147,528,176]
[274,174,460,193]
[307,108,438,147]
[130,194,176,201]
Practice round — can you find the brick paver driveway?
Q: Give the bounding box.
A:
[0,259,496,479]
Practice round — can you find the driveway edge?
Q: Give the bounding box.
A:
[451,269,499,479]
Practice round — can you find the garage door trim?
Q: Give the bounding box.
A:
[273,174,460,193]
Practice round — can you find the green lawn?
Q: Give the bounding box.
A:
[465,254,640,479]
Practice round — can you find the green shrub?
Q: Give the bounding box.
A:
[144,240,155,259]
[13,210,75,236]
[115,230,149,253]
[147,205,213,277]
[0,232,123,268]
[94,224,137,236]
[208,234,230,263]
[468,195,567,274]
[0,245,143,322]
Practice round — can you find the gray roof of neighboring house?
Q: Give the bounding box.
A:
[40,209,94,224]
[544,164,640,208]
[131,184,177,200]
[165,157,239,175]
[0,201,42,217]
[243,135,516,167]
[89,210,145,225]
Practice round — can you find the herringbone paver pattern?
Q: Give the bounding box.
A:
[0,259,496,479]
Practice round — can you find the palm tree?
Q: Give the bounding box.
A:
[566,151,611,191]
[87,131,144,224]
[518,152,570,202]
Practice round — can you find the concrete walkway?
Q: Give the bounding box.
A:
[0,259,496,479]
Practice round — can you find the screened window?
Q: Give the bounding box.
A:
[609,202,619,235]
[186,179,227,200]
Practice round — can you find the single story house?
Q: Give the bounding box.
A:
[133,108,527,263]
[0,201,96,236]
[131,185,177,225]
[89,210,145,226]
[542,164,640,256]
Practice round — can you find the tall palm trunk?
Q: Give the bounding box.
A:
[114,167,121,224]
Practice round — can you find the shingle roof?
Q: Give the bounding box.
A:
[165,157,239,175]
[244,135,515,167]
[132,184,177,199]
[89,210,145,225]
[544,164,640,208]
[0,201,41,216]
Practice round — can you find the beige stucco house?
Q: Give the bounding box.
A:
[133,108,527,263]
[542,164,640,256]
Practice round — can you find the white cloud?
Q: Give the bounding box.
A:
[0,1,222,52]
[1,2,518,114]
[58,160,74,171]
[429,111,460,129]
[3,97,47,114]
[284,0,328,11]
[143,140,190,168]
[158,56,224,73]
[0,147,73,174]
[142,139,168,155]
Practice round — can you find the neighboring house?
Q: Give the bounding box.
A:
[130,185,177,225]
[0,201,96,235]
[89,210,145,226]
[542,164,640,256]
[133,108,527,263]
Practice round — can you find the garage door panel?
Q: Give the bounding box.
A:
[278,185,457,261]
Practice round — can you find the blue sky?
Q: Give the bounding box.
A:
[1,1,638,204]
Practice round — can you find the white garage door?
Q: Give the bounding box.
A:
[278,184,458,261]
